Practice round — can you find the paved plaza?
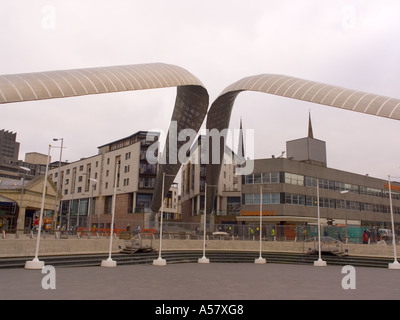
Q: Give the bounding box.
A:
[1,262,399,300]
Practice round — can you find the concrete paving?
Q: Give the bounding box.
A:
[1,262,399,300]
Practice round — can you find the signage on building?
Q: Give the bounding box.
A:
[240,210,277,216]
[384,183,400,192]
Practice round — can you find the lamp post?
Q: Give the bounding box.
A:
[16,166,31,238]
[52,138,63,231]
[388,175,400,270]
[314,178,327,267]
[87,178,98,238]
[340,190,349,243]
[67,170,77,231]
[198,183,217,264]
[153,172,167,266]
[25,144,52,269]
[101,161,120,268]
[255,185,267,264]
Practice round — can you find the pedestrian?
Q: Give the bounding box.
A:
[126,224,131,232]
[362,230,368,244]
[33,217,39,231]
[302,228,308,241]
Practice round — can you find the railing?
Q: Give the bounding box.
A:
[1,223,398,246]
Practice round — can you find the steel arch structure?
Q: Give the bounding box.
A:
[205,74,400,213]
[0,63,209,225]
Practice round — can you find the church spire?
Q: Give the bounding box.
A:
[238,117,245,160]
[308,111,314,138]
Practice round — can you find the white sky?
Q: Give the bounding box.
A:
[1,0,400,180]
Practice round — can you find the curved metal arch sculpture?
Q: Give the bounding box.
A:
[205,73,400,213]
[0,63,209,224]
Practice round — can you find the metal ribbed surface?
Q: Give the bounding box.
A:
[0,63,204,103]
[220,74,400,120]
[0,63,209,223]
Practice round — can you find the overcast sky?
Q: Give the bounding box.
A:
[1,0,400,181]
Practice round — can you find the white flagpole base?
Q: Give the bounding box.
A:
[25,258,45,270]
[101,258,117,268]
[153,257,167,266]
[389,261,400,269]
[255,257,267,264]
[198,256,210,264]
[314,259,327,267]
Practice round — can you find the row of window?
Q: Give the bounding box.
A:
[243,192,400,214]
[244,172,400,200]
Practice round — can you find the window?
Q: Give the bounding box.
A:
[244,172,280,184]
[285,173,304,186]
[263,193,280,204]
[244,194,254,205]
[285,193,305,205]
[305,176,317,188]
[136,194,152,211]
[253,173,261,184]
[245,175,253,184]
[244,193,280,205]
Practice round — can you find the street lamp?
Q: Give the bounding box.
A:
[255,185,267,264]
[16,166,31,238]
[340,190,349,243]
[101,161,120,267]
[387,175,400,270]
[87,178,98,238]
[153,172,167,266]
[314,178,327,267]
[198,183,217,264]
[25,144,52,269]
[52,138,64,231]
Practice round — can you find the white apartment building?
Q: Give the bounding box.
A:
[49,131,180,230]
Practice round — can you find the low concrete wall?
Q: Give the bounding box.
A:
[0,238,126,258]
[1,236,399,259]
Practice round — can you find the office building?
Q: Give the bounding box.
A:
[239,116,400,234]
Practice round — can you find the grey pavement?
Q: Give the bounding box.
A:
[1,262,399,300]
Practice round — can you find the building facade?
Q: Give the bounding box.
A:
[48,131,179,230]
[0,129,49,181]
[240,157,400,228]
[239,117,400,234]
[180,136,242,223]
